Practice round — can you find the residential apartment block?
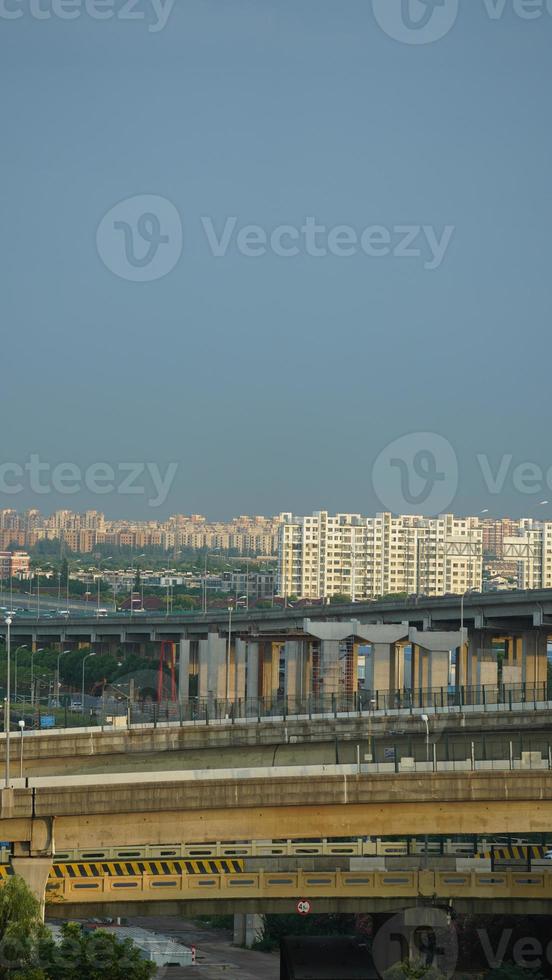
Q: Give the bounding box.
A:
[277,512,484,600]
[0,550,31,581]
[0,509,282,557]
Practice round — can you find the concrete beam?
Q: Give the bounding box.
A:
[35,796,552,851]
[409,629,463,652]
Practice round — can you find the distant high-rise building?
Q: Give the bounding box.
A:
[277,511,483,600]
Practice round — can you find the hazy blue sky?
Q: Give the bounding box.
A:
[1,0,550,519]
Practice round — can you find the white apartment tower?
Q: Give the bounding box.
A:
[502,520,552,589]
[277,512,483,600]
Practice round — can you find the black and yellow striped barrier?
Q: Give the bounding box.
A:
[50,858,244,880]
[0,867,14,881]
[478,845,548,861]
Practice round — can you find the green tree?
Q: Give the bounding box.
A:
[0,875,49,978]
[39,922,156,980]
[133,566,141,593]
[0,877,156,979]
[59,559,69,590]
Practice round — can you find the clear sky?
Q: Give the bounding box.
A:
[1,0,550,520]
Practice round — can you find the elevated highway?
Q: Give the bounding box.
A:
[7,587,552,715]
[44,866,552,918]
[8,702,552,778]
[2,763,552,857]
[0,762,551,914]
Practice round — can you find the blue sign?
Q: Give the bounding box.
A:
[40,716,55,729]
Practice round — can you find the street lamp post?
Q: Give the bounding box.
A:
[13,645,27,703]
[56,650,71,706]
[421,713,430,763]
[30,649,44,706]
[420,712,431,866]
[130,554,146,618]
[5,616,12,788]
[81,652,96,720]
[96,557,113,613]
[203,549,221,614]
[226,604,233,702]
[18,720,25,779]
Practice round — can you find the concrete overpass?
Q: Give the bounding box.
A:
[8,703,552,779]
[6,588,552,712]
[2,763,552,912]
[44,866,552,918]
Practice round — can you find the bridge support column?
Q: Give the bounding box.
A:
[318,640,341,696]
[198,639,208,699]
[11,858,52,921]
[370,644,395,692]
[208,633,227,701]
[409,630,463,693]
[261,642,280,701]
[503,635,523,687]
[361,626,409,694]
[246,641,260,700]
[284,640,305,703]
[178,638,190,703]
[233,913,263,948]
[234,639,247,702]
[521,631,548,689]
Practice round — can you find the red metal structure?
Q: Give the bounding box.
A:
[157,640,177,701]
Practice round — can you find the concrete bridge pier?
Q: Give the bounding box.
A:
[521,630,548,687]
[283,639,307,701]
[260,642,281,700]
[246,641,260,701]
[459,629,498,690]
[233,912,264,948]
[11,857,52,920]
[178,637,190,702]
[502,635,523,687]
[303,620,365,697]
[498,630,548,690]
[198,632,227,701]
[363,626,409,692]
[409,630,463,691]
[234,639,247,701]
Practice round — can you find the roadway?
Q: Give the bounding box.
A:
[8,704,552,777]
[3,765,552,849]
[0,591,97,615]
[125,916,279,980]
[8,585,552,633]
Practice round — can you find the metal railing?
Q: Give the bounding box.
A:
[2,682,550,732]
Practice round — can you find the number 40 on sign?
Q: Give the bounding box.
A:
[296,899,311,916]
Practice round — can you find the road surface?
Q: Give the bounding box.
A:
[127,915,279,979]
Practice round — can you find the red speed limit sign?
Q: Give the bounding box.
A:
[296,899,311,916]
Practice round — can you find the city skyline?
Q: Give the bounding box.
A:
[2,5,551,522]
